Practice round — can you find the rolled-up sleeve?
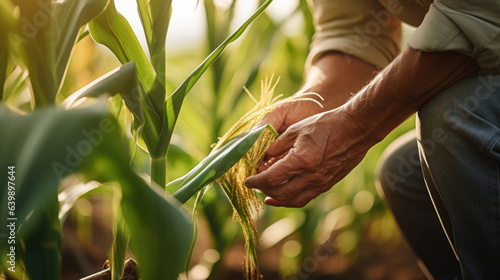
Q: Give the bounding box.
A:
[306,0,402,70]
[407,0,500,74]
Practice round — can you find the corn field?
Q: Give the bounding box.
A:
[0,0,422,279]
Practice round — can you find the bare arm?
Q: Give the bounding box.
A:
[263,52,378,133]
[247,46,478,207]
[345,47,479,145]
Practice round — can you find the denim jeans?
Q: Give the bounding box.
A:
[376,74,500,280]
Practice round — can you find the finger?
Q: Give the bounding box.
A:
[256,161,269,174]
[266,129,298,158]
[256,108,286,133]
[256,152,288,174]
[256,155,274,174]
[260,174,308,202]
[245,150,301,190]
[265,188,321,208]
[255,116,277,131]
[263,197,282,206]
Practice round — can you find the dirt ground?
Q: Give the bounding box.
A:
[61,198,426,280]
[218,232,426,280]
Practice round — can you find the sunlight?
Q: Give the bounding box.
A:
[115,0,300,53]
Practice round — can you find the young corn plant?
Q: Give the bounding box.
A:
[175,1,320,277]
[171,2,284,277]
[167,76,322,279]
[0,0,278,279]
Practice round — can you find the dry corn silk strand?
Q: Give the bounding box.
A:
[210,76,323,279]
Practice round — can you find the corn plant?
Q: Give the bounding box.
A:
[163,1,414,278]
[171,1,324,278]
[172,1,408,277]
[0,0,275,279]
[151,1,323,278]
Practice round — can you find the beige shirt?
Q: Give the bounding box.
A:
[307,0,500,74]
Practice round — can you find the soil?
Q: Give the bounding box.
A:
[219,231,426,280]
[60,198,426,280]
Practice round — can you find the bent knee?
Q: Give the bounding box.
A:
[376,131,427,200]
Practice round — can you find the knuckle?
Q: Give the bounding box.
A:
[272,189,288,202]
[267,175,283,187]
[294,149,322,170]
[307,172,324,184]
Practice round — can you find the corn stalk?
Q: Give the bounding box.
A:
[0,0,275,279]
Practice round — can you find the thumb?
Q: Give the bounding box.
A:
[266,128,297,157]
[256,107,287,133]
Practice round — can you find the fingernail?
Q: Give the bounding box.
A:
[264,197,276,205]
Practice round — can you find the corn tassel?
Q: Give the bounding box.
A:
[211,76,323,279]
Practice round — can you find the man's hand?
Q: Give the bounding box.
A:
[258,97,324,134]
[260,52,379,134]
[246,52,378,207]
[246,47,478,208]
[246,108,370,207]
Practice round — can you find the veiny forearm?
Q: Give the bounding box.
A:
[301,52,378,111]
[342,46,479,146]
[263,52,380,133]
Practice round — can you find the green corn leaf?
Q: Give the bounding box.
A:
[100,162,192,280]
[155,0,274,158]
[75,106,192,279]
[184,186,210,275]
[136,0,172,84]
[149,0,171,83]
[170,125,277,280]
[12,0,57,106]
[77,28,90,42]
[2,0,108,106]
[135,0,154,50]
[169,124,275,204]
[203,0,236,97]
[88,0,157,94]
[150,0,172,45]
[61,63,145,125]
[135,0,172,107]
[61,62,162,152]
[219,13,278,117]
[0,102,191,280]
[52,0,109,87]
[0,103,118,279]
[3,66,29,105]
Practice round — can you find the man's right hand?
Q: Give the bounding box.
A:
[256,52,378,174]
[260,52,379,134]
[258,96,325,134]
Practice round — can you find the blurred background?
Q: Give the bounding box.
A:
[60,0,425,279]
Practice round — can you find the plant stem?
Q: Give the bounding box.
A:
[79,268,110,280]
[151,156,166,188]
